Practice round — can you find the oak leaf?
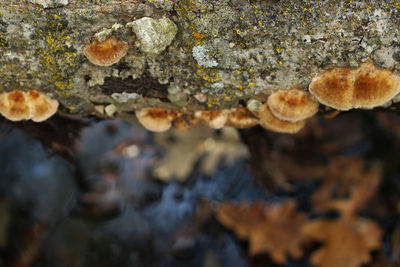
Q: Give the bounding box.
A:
[216,200,307,264]
[302,216,382,267]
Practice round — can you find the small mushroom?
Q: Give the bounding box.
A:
[195,110,228,129]
[136,108,176,132]
[83,35,129,66]
[352,62,400,109]
[258,103,305,134]
[309,68,354,111]
[267,89,319,122]
[226,107,259,128]
[0,90,31,121]
[27,90,59,122]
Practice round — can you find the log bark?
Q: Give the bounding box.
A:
[1,0,400,120]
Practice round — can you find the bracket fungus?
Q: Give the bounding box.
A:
[195,110,229,129]
[83,35,129,66]
[0,90,58,122]
[227,108,259,128]
[309,62,400,110]
[352,62,400,109]
[258,103,305,134]
[27,90,59,122]
[135,108,177,132]
[267,89,319,122]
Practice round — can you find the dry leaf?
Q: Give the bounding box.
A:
[312,157,381,217]
[303,158,382,267]
[216,200,307,264]
[153,125,248,181]
[302,216,382,267]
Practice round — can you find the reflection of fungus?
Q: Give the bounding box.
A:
[352,62,400,109]
[83,35,129,66]
[27,90,59,122]
[309,68,353,110]
[173,112,198,131]
[0,90,30,121]
[136,108,176,132]
[0,90,58,122]
[309,62,400,110]
[267,89,318,122]
[195,110,228,129]
[258,103,305,134]
[227,108,259,128]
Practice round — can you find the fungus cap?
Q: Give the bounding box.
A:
[258,103,305,134]
[227,108,259,128]
[309,68,354,111]
[0,90,31,121]
[195,110,228,129]
[136,108,176,132]
[352,62,400,109]
[267,89,319,122]
[27,90,59,122]
[83,35,129,66]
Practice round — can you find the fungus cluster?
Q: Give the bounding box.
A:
[135,107,259,132]
[83,35,129,66]
[258,89,318,134]
[0,90,58,122]
[309,62,400,110]
[135,90,318,134]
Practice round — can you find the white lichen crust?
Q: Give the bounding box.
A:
[127,17,178,56]
[28,0,68,8]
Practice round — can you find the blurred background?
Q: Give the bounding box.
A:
[0,110,400,267]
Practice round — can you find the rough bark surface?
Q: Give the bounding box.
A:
[1,0,400,120]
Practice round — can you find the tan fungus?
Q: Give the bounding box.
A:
[0,90,58,122]
[227,108,259,128]
[258,103,305,134]
[83,35,129,66]
[309,68,354,111]
[27,90,59,122]
[352,62,400,108]
[309,62,400,110]
[267,89,319,122]
[136,108,176,132]
[195,110,229,129]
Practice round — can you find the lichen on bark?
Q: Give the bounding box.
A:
[0,0,400,120]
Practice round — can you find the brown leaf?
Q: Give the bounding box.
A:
[312,157,381,217]
[302,216,382,267]
[215,200,307,264]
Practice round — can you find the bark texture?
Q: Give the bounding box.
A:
[1,0,400,120]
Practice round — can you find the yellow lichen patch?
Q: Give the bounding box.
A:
[34,13,78,91]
